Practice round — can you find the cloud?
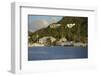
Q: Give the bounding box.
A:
[50,17,59,23]
[29,19,49,32]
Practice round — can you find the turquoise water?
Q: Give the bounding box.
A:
[28,46,88,61]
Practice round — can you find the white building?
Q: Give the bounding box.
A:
[39,36,56,44]
[49,23,61,28]
[56,37,67,46]
[66,23,75,28]
[58,37,67,43]
[73,42,87,47]
[28,43,45,47]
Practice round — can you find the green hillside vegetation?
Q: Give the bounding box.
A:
[28,16,88,44]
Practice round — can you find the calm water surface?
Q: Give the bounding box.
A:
[28,46,88,61]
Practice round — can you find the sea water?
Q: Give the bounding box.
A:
[28,46,88,61]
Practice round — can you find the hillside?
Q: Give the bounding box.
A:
[28,16,88,44]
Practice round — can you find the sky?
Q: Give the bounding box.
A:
[28,15,63,32]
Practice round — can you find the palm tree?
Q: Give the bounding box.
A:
[67,23,75,41]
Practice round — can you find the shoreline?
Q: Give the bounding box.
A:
[28,42,87,48]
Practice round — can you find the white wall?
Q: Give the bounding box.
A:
[0,0,100,76]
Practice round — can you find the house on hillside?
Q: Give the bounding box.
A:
[49,23,61,28]
[56,37,67,46]
[66,23,75,28]
[58,37,67,43]
[39,36,56,44]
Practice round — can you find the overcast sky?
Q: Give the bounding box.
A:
[28,15,63,32]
